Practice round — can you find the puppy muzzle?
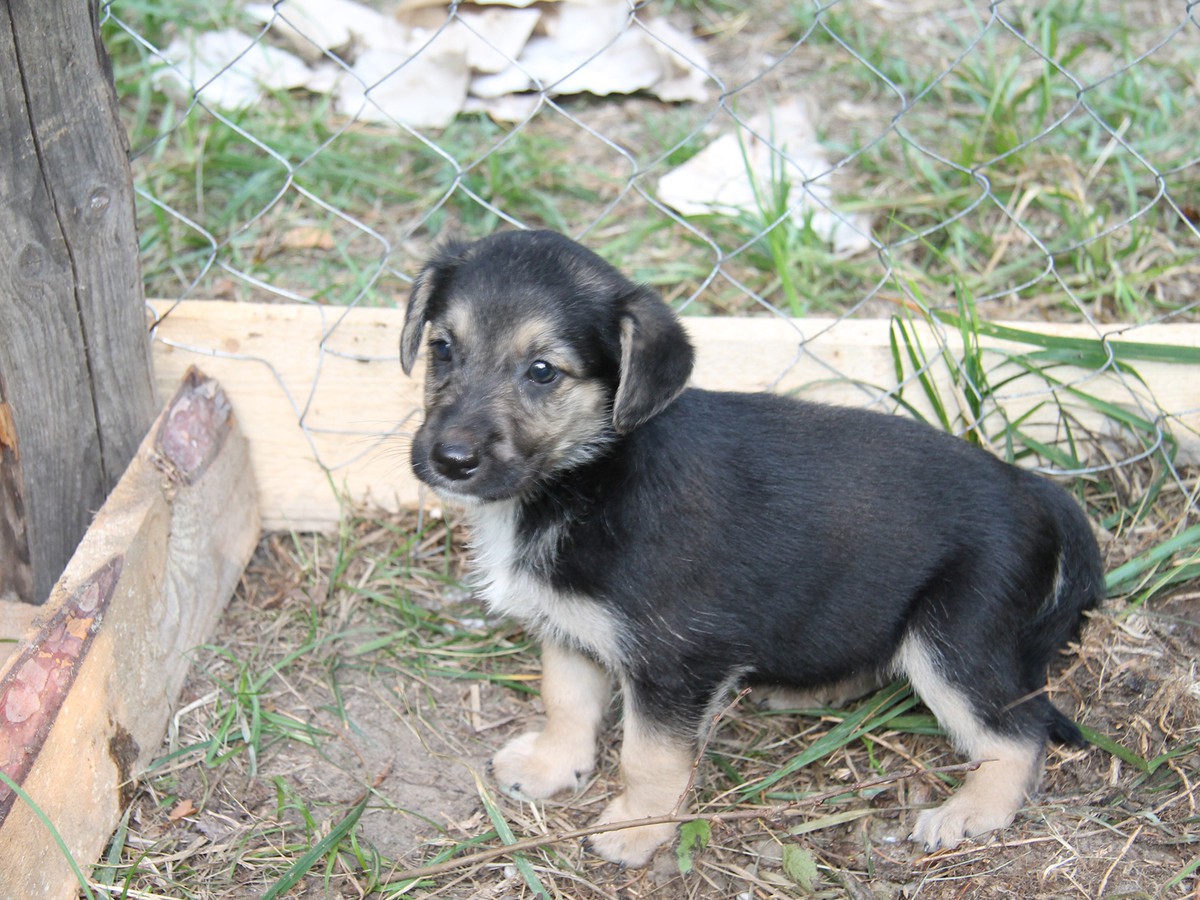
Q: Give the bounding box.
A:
[430,439,481,481]
[411,413,531,503]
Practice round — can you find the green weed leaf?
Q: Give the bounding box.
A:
[676,818,711,874]
[782,843,818,891]
[261,793,368,900]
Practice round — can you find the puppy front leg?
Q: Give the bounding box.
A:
[491,641,609,799]
[587,704,695,867]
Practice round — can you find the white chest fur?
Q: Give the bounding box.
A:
[466,501,624,667]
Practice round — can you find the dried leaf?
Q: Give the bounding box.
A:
[169,798,197,821]
[280,227,336,252]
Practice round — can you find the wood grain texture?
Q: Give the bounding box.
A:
[150,300,422,531]
[0,388,34,604]
[0,0,155,604]
[148,300,1200,531]
[0,368,258,898]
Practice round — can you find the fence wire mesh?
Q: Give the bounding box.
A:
[100,0,1199,506]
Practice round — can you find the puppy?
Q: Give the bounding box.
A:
[400,229,1102,867]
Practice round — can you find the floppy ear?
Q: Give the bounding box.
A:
[400,240,468,375]
[400,272,435,375]
[612,286,694,434]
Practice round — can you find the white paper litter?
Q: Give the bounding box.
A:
[246,0,410,63]
[656,102,873,256]
[457,7,541,73]
[164,0,713,128]
[472,3,708,100]
[640,18,710,104]
[335,46,470,128]
[155,29,335,108]
[462,91,542,123]
[398,0,540,7]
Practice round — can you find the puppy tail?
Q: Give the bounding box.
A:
[1026,481,1104,658]
[1022,481,1103,746]
[1047,705,1087,747]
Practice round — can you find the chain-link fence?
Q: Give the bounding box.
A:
[99,0,1199,508]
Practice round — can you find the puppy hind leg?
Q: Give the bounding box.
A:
[910,734,1043,852]
[897,635,1045,851]
[491,641,610,800]
[587,702,696,867]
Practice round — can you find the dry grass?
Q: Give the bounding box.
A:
[91,462,1199,899]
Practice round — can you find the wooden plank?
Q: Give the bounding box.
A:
[148,300,1200,531]
[688,317,1200,464]
[0,0,155,604]
[150,300,425,531]
[0,368,259,899]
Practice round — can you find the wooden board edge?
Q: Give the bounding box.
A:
[148,300,1200,532]
[0,367,260,899]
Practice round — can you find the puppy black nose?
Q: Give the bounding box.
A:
[431,441,480,480]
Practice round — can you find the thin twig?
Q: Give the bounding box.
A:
[1095,823,1143,898]
[674,686,753,816]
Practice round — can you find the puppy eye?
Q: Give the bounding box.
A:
[429,339,452,363]
[527,360,558,385]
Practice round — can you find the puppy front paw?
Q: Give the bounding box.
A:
[490,730,595,800]
[910,794,1018,852]
[584,793,677,868]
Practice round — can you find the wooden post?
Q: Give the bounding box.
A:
[0,0,156,605]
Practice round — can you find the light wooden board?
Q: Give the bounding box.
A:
[0,368,259,899]
[148,300,1200,532]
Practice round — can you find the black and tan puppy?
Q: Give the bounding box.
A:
[400,229,1102,867]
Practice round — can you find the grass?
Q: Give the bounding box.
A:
[45,1,1200,896]
[80,498,1200,896]
[787,0,1200,319]
[103,0,1200,318]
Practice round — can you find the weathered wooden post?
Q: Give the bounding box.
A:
[0,0,156,604]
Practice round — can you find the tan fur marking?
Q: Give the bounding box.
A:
[895,634,1043,850]
[587,714,695,867]
[540,379,612,467]
[442,303,475,351]
[505,318,609,463]
[612,315,639,427]
[507,317,562,361]
[757,669,885,710]
[491,642,610,799]
[911,739,1042,850]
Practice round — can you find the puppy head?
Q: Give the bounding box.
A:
[401,230,693,503]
